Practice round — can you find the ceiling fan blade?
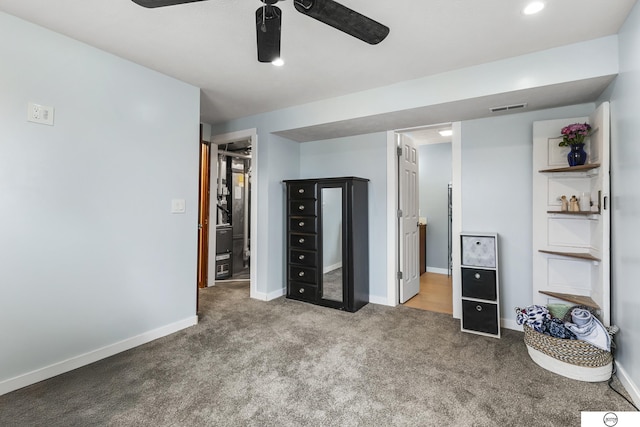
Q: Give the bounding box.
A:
[256,5,282,63]
[293,0,389,45]
[131,0,207,8]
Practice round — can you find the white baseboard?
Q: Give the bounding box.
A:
[369,294,392,306]
[615,360,640,408]
[250,289,267,300]
[0,316,198,397]
[323,262,343,274]
[501,318,522,332]
[266,287,286,301]
[426,267,450,275]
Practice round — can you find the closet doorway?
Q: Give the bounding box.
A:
[396,124,454,315]
[209,129,259,297]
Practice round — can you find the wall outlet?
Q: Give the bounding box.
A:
[27,102,54,126]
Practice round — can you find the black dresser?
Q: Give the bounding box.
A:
[284,177,369,312]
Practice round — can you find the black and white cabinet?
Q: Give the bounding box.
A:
[460,232,500,338]
[284,177,369,312]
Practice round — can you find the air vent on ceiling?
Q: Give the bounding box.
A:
[489,103,528,113]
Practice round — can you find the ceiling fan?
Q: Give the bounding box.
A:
[131,0,390,63]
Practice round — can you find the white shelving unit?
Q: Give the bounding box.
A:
[460,232,500,338]
[532,102,611,326]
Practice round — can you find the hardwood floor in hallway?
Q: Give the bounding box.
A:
[403,272,453,315]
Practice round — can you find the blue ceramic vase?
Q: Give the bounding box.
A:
[567,143,587,167]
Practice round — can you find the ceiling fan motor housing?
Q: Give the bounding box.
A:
[256,5,282,62]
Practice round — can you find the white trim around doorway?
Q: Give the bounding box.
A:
[211,128,259,300]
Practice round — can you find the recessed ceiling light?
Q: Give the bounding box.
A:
[523,1,545,15]
[439,129,453,137]
[272,58,284,67]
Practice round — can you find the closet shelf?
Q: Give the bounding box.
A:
[547,210,600,216]
[538,291,600,310]
[538,250,601,262]
[538,163,600,173]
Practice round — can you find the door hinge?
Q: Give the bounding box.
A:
[397,209,403,218]
[397,146,403,157]
[397,271,403,280]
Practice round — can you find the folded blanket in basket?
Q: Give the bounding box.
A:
[564,308,611,352]
[515,305,550,332]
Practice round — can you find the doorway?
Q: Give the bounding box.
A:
[395,124,455,315]
[209,129,259,297]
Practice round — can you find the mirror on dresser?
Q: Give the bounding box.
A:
[284,177,369,312]
[320,187,343,303]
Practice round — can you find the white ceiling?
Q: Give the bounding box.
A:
[0,0,636,130]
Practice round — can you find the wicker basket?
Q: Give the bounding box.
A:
[523,324,612,367]
[523,324,613,382]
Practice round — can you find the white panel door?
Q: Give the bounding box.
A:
[399,134,420,303]
[531,102,610,325]
[588,102,610,325]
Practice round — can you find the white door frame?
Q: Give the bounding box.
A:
[211,128,259,299]
[385,123,462,319]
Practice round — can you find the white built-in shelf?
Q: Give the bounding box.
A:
[546,211,600,220]
[538,291,600,310]
[538,250,601,262]
[538,163,601,173]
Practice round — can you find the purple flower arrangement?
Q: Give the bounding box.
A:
[559,122,592,147]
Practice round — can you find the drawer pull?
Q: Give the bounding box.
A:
[298,221,305,227]
[298,254,305,260]
[299,288,305,294]
[298,188,305,194]
[298,271,305,277]
[298,238,305,244]
[476,241,481,245]
[476,305,483,312]
[475,273,481,280]
[298,205,305,211]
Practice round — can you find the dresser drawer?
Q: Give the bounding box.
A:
[461,300,499,335]
[288,182,317,200]
[289,233,317,251]
[289,281,317,302]
[289,200,317,216]
[290,265,317,284]
[289,249,317,267]
[461,235,496,267]
[462,268,497,301]
[289,216,317,233]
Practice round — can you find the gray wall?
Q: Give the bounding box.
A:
[299,133,388,300]
[418,143,452,271]
[607,0,640,403]
[0,12,200,389]
[461,104,596,329]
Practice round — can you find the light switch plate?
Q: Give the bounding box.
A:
[171,199,186,214]
[27,102,54,126]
